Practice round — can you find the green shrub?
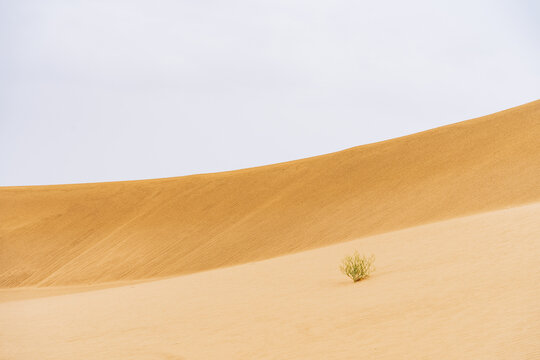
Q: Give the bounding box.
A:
[340,251,375,282]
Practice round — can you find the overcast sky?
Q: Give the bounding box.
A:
[1,0,539,186]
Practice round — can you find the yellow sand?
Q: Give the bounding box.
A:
[1,100,539,287]
[1,203,539,359]
[0,101,539,359]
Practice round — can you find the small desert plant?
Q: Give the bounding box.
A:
[340,251,375,282]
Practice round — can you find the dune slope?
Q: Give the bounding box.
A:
[1,100,539,287]
[1,203,539,359]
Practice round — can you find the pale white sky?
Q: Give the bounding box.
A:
[1,0,539,186]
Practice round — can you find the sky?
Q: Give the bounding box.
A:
[1,0,539,186]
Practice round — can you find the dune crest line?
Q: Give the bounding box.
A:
[1,100,539,288]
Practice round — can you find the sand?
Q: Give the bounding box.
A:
[1,100,539,287]
[1,203,539,359]
[0,100,539,358]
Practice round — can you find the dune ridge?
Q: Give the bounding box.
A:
[1,100,539,288]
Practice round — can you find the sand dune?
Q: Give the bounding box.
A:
[1,100,539,288]
[1,101,539,359]
[1,203,539,359]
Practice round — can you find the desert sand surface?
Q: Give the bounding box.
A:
[1,203,539,359]
[1,101,539,359]
[1,100,539,288]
